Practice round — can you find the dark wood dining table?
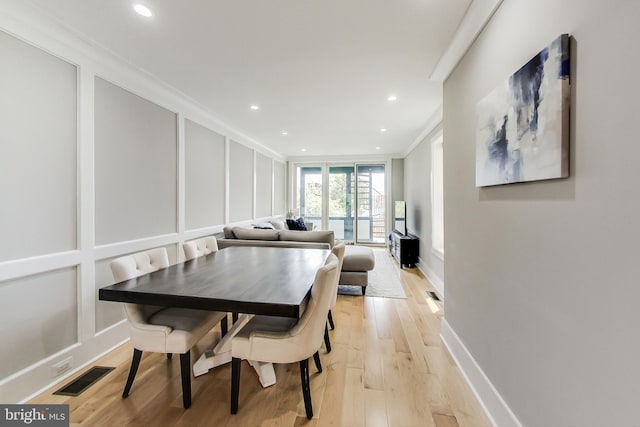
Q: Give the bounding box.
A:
[99,245,330,384]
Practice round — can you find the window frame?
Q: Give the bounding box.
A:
[430,132,445,260]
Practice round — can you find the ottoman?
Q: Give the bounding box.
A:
[339,245,376,295]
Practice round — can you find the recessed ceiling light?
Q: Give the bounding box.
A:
[380,128,387,132]
[133,3,153,17]
[301,148,307,152]
[250,105,260,110]
[281,131,288,135]
[387,95,397,102]
[376,147,381,150]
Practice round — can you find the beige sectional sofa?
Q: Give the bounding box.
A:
[218,224,375,294]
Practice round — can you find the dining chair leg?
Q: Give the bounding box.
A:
[231,357,241,414]
[221,316,228,336]
[328,310,335,330]
[122,349,143,398]
[324,324,332,353]
[180,351,192,409]
[167,353,172,360]
[313,351,322,373]
[300,358,313,419]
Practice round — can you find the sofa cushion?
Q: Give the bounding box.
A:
[232,227,280,241]
[342,246,376,271]
[279,230,334,248]
[269,219,288,230]
[223,226,235,239]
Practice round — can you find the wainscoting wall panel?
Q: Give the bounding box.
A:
[94,77,178,245]
[228,140,254,223]
[274,161,287,216]
[255,152,273,218]
[0,29,77,262]
[0,268,78,379]
[184,119,226,230]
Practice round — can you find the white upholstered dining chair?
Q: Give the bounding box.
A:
[110,247,226,409]
[324,243,345,352]
[230,254,340,419]
[183,236,219,261]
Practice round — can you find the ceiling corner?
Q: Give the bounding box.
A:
[429,0,504,83]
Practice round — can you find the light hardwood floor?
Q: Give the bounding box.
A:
[30,253,491,427]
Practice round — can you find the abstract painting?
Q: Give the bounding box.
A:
[476,34,570,187]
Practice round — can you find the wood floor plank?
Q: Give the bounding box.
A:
[316,343,347,426]
[347,348,364,370]
[28,250,491,427]
[363,295,376,320]
[385,298,411,354]
[395,348,438,427]
[362,318,384,391]
[364,389,388,427]
[433,413,461,427]
[272,362,309,423]
[346,297,365,354]
[394,298,430,374]
[406,293,442,347]
[373,297,392,340]
[381,340,435,427]
[332,302,352,347]
[341,367,365,427]
[424,373,456,417]
[424,346,491,427]
[345,292,365,372]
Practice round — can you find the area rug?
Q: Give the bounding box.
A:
[338,249,407,299]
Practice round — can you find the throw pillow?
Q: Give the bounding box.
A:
[252,222,275,230]
[286,217,308,231]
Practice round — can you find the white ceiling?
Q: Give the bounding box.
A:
[26,0,472,157]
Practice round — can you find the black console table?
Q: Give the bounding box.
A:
[389,231,419,268]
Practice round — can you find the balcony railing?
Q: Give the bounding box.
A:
[304,215,385,243]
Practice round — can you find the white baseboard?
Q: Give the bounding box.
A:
[440,318,522,427]
[0,322,129,403]
[416,257,444,300]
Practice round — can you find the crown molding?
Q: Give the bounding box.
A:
[429,0,504,83]
[402,105,443,158]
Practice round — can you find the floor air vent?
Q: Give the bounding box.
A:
[426,291,441,302]
[53,366,115,397]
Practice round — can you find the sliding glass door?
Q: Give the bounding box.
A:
[355,164,386,244]
[296,163,386,244]
[328,166,355,241]
[297,167,322,230]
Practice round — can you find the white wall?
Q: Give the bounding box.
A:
[0,1,286,403]
[443,0,640,425]
[184,119,226,230]
[404,126,444,296]
[391,158,404,206]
